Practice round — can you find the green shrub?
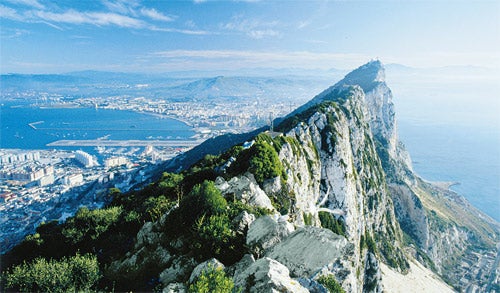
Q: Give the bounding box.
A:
[189,265,234,293]
[249,140,283,184]
[62,206,122,243]
[4,253,100,293]
[317,275,345,293]
[319,211,346,236]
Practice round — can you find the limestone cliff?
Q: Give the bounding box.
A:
[94,61,500,292]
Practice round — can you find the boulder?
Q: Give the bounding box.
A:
[266,226,351,278]
[233,257,308,293]
[159,256,197,285]
[246,215,294,256]
[227,254,255,279]
[188,258,225,284]
[216,174,275,210]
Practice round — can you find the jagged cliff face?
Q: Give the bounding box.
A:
[106,61,498,292]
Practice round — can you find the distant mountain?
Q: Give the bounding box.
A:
[0,71,335,103]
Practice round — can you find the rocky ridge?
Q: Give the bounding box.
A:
[4,61,498,292]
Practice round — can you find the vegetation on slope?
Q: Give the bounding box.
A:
[1,130,290,291]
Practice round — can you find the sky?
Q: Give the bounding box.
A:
[0,0,499,73]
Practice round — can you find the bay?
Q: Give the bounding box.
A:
[0,104,195,152]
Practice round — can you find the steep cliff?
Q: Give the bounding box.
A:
[3,61,498,293]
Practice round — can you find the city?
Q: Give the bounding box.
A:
[0,89,299,252]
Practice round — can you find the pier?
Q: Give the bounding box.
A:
[46,139,204,147]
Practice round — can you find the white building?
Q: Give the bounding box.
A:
[104,157,128,168]
[64,173,83,186]
[74,150,98,168]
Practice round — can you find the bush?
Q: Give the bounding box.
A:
[62,206,122,244]
[317,274,345,293]
[249,140,283,184]
[189,265,234,293]
[4,253,100,293]
[319,211,346,236]
[194,213,235,257]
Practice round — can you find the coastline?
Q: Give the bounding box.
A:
[430,181,460,190]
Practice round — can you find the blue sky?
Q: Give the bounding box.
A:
[0,0,498,73]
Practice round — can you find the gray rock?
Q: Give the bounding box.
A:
[160,256,197,285]
[246,215,294,256]
[265,226,350,278]
[216,173,275,210]
[188,258,225,284]
[233,257,308,293]
[233,211,256,235]
[162,282,187,293]
[227,254,255,279]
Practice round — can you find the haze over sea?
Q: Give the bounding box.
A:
[387,67,500,222]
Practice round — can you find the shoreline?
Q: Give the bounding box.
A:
[430,181,460,190]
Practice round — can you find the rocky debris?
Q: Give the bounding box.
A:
[233,257,308,293]
[159,256,197,286]
[162,282,187,293]
[389,183,429,249]
[188,258,225,284]
[215,174,275,210]
[246,215,294,256]
[265,226,352,278]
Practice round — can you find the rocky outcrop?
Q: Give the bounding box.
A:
[232,257,309,293]
[215,173,275,211]
[246,215,295,256]
[266,226,356,290]
[188,258,225,284]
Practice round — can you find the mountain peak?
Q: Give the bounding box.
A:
[336,60,385,92]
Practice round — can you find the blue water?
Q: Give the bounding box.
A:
[0,103,195,153]
[398,121,500,223]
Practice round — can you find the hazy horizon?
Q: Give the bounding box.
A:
[1,0,499,74]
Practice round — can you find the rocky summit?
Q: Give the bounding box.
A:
[2,61,499,292]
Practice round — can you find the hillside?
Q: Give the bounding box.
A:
[2,61,498,292]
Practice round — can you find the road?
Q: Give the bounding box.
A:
[46,139,204,147]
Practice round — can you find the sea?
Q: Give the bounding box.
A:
[398,121,500,222]
[388,69,500,222]
[0,103,195,157]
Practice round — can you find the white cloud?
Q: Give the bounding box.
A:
[221,15,282,39]
[102,0,140,15]
[0,28,29,38]
[31,9,144,28]
[149,26,210,35]
[4,0,44,9]
[140,7,174,22]
[0,4,24,20]
[152,49,371,69]
[297,20,310,29]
